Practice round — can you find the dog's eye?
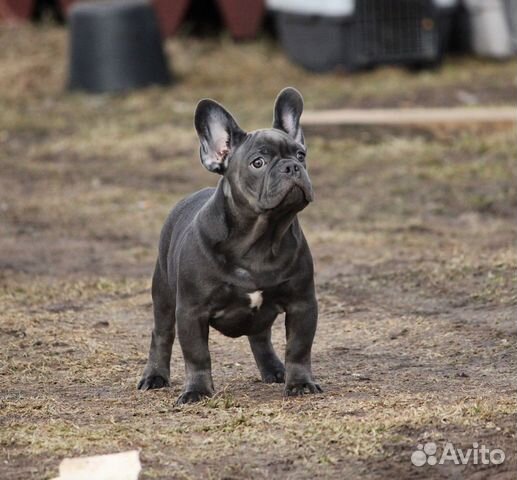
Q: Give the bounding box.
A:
[296,151,306,161]
[251,157,264,169]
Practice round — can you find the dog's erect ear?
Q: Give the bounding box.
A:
[272,87,304,145]
[194,99,246,174]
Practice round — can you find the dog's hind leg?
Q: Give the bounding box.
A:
[138,261,176,390]
[248,327,285,383]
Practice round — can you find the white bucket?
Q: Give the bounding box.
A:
[465,0,514,58]
[266,0,355,17]
[266,0,458,17]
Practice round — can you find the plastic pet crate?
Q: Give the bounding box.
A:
[268,0,458,71]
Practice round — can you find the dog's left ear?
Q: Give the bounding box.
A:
[195,99,246,174]
[273,87,304,145]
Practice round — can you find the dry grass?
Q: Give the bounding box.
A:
[0,24,516,480]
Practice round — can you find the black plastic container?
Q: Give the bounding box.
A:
[68,0,171,93]
[273,0,458,72]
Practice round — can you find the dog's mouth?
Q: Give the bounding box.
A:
[299,182,314,203]
[286,172,314,203]
[262,180,313,212]
[287,183,313,204]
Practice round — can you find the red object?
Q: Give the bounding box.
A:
[216,0,264,40]
[56,0,190,37]
[153,0,190,37]
[0,0,34,21]
[57,0,75,16]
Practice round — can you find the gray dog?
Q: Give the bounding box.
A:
[138,87,321,404]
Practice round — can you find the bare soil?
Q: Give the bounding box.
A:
[0,26,516,479]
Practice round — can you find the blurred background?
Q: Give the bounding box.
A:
[1,1,516,479]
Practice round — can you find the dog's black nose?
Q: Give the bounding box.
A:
[280,161,301,176]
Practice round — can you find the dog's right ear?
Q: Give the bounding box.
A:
[194,99,246,174]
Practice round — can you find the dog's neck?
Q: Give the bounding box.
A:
[220,178,300,259]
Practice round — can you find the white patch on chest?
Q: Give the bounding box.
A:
[213,309,225,319]
[248,290,263,310]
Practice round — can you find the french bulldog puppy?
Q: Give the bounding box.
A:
[138,87,321,404]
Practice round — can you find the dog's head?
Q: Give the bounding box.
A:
[194,87,313,214]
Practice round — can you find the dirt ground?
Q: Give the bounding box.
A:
[1,25,516,480]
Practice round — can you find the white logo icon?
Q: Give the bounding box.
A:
[411,442,505,467]
[411,442,437,467]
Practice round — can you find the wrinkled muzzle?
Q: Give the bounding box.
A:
[262,161,313,210]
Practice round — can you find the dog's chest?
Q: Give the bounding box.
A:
[212,289,263,317]
[208,282,282,337]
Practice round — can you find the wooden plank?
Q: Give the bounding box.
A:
[302,107,517,126]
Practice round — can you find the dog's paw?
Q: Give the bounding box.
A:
[262,367,286,384]
[284,382,323,396]
[137,374,169,391]
[175,390,212,405]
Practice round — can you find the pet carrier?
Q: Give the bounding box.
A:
[268,0,458,71]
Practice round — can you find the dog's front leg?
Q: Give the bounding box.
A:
[175,303,214,405]
[249,327,286,384]
[284,290,322,396]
